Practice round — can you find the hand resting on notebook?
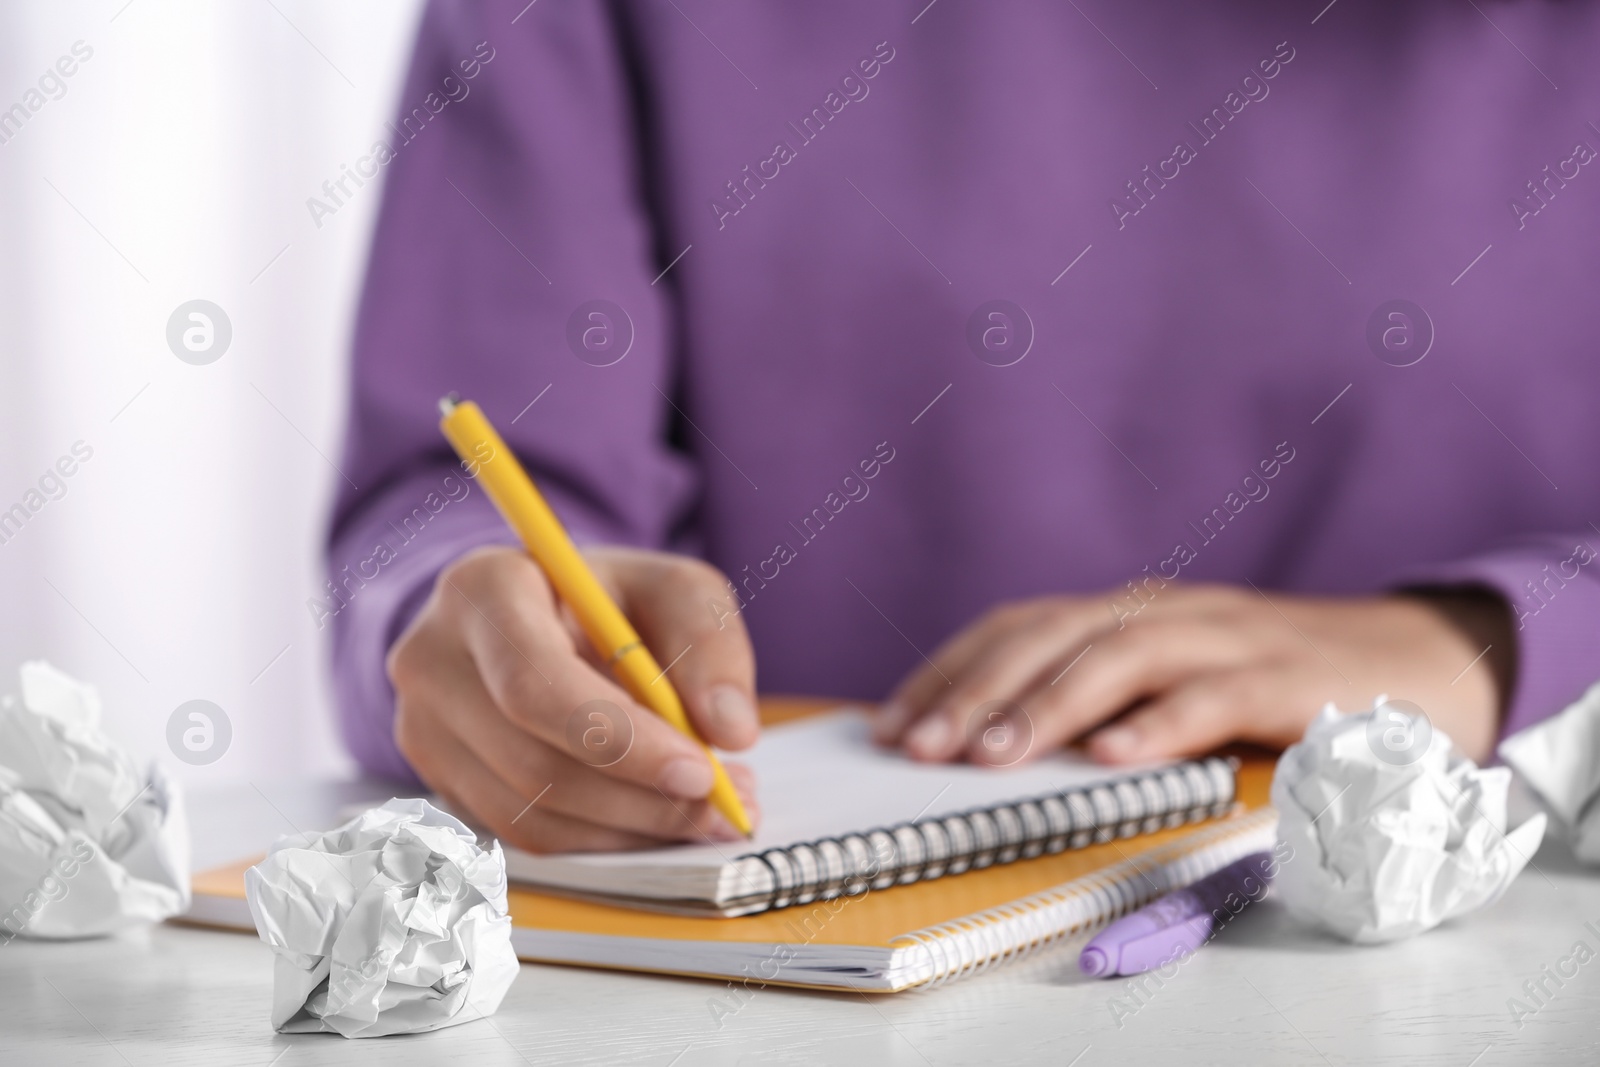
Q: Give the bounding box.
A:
[876,585,1512,766]
[387,545,761,853]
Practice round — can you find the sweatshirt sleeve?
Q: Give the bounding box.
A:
[324,0,697,781]
[1400,534,1600,744]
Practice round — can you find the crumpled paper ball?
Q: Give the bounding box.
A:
[1271,697,1546,944]
[1500,679,1600,863]
[245,798,519,1038]
[0,661,190,940]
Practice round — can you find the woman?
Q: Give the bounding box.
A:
[327,0,1600,851]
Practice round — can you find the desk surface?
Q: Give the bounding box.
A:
[2,712,1596,1066]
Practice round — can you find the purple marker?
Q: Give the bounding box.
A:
[1079,851,1276,978]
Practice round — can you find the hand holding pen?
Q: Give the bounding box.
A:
[381,399,763,854]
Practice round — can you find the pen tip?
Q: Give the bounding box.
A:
[438,394,459,417]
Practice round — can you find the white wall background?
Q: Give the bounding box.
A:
[0,1,424,786]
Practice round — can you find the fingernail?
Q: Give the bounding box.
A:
[658,757,714,799]
[1094,724,1139,760]
[707,685,758,737]
[907,715,952,758]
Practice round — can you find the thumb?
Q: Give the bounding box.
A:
[605,550,760,752]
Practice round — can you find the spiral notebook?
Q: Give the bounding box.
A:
[509,805,1278,991]
[504,709,1239,916]
[183,803,1276,992]
[181,706,1271,992]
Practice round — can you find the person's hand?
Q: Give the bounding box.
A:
[874,583,1512,766]
[387,544,760,853]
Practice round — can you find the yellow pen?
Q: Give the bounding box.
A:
[437,396,754,838]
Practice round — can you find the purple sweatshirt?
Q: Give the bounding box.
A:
[329,0,1600,782]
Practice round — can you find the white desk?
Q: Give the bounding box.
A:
[1,778,1594,1066]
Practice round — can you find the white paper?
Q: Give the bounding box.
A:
[245,798,519,1038]
[0,661,190,940]
[507,709,1176,901]
[1271,697,1546,944]
[1500,679,1600,863]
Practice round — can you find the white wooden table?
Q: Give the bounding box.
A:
[1,778,1595,1066]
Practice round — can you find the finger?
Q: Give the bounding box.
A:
[723,761,757,808]
[878,602,1057,744]
[612,553,760,752]
[1110,582,1270,625]
[533,762,758,844]
[1085,673,1256,764]
[410,643,753,842]
[445,767,668,854]
[903,612,1105,763]
[438,555,719,801]
[1009,620,1257,758]
[398,691,665,854]
[626,761,764,844]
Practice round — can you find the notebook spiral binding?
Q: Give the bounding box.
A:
[733,756,1238,914]
[890,806,1279,989]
